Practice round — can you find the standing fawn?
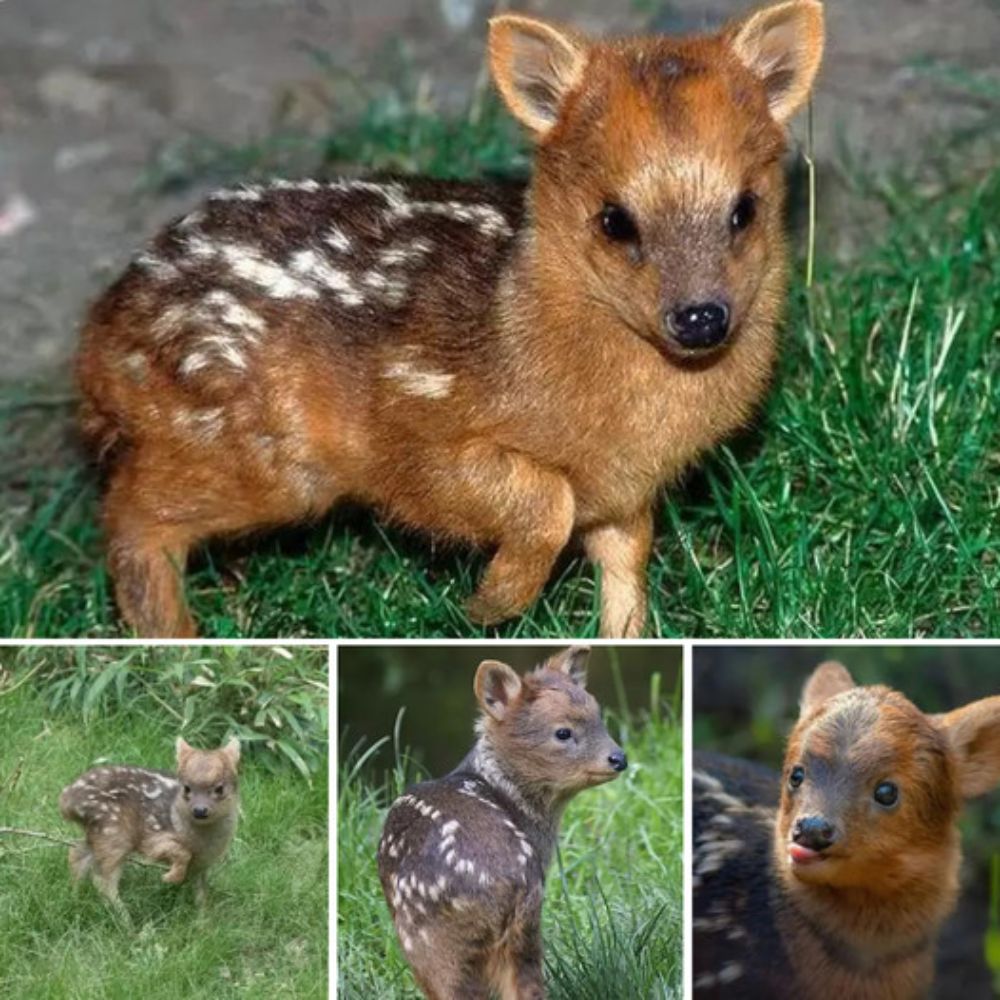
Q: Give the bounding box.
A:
[378,646,627,999]
[60,737,240,908]
[77,1,825,637]
[693,662,1000,999]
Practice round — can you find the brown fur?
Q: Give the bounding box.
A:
[59,737,240,907]
[77,3,824,637]
[693,663,1000,998]
[377,647,627,999]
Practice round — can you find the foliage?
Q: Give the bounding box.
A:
[4,645,328,780]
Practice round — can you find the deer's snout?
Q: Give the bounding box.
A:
[792,815,837,852]
[608,748,628,772]
[665,300,731,351]
[192,805,211,821]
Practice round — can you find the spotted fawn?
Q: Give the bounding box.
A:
[693,661,1000,998]
[78,2,824,637]
[378,646,627,999]
[60,737,240,907]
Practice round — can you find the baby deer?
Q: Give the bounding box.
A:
[693,662,1000,998]
[60,737,240,908]
[78,2,824,636]
[378,646,626,999]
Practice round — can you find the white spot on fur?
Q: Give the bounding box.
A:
[288,249,364,307]
[383,357,454,400]
[325,226,352,253]
[378,237,433,267]
[440,820,460,837]
[135,252,181,281]
[185,237,319,300]
[209,185,262,202]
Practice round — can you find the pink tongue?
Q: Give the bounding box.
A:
[789,843,822,864]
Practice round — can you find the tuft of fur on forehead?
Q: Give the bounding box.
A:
[520,668,591,709]
[179,751,237,785]
[540,34,786,200]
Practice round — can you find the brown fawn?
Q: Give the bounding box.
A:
[693,662,1000,999]
[77,3,825,637]
[60,737,240,907]
[378,646,627,999]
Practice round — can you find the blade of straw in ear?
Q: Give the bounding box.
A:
[805,97,817,291]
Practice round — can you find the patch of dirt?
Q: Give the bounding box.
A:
[0,0,997,382]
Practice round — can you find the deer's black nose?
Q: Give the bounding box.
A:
[192,806,209,820]
[793,815,836,851]
[666,301,730,350]
[608,750,628,772]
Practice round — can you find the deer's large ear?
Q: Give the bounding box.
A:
[175,737,193,766]
[933,697,1000,799]
[728,1,825,123]
[800,661,854,718]
[222,738,241,768]
[475,660,523,722]
[489,14,589,138]
[541,646,591,687]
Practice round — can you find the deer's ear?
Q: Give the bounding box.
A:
[728,0,825,123]
[475,660,523,722]
[933,697,1000,799]
[175,737,193,765]
[489,14,589,138]
[800,661,854,718]
[222,738,241,768]
[541,646,591,687]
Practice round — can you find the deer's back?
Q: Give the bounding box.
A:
[693,751,793,998]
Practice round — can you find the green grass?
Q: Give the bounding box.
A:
[0,103,997,637]
[0,652,328,999]
[337,672,683,998]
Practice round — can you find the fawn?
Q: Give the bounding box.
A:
[77,2,824,637]
[378,646,627,999]
[693,661,1000,999]
[60,737,240,907]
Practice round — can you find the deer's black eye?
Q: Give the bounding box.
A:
[600,203,639,243]
[730,192,757,233]
[555,728,573,741]
[874,781,898,807]
[183,785,192,796]
[214,784,225,796]
[788,766,805,790]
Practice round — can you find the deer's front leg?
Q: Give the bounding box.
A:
[583,506,653,638]
[386,441,575,627]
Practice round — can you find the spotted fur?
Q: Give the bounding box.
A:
[78,2,824,638]
[378,647,627,1000]
[60,738,240,907]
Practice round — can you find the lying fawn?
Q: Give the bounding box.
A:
[693,661,1000,998]
[60,737,240,907]
[77,2,824,637]
[378,646,627,999]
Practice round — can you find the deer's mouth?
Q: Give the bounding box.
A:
[788,842,827,867]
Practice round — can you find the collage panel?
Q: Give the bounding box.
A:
[337,643,683,998]
[0,644,329,999]
[692,645,1000,998]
